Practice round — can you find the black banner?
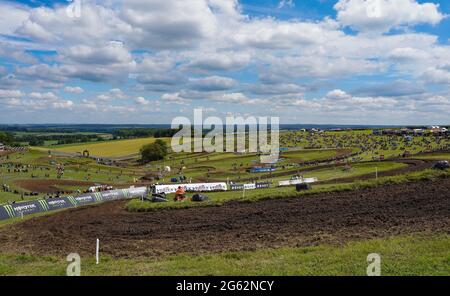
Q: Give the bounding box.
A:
[11,200,46,216]
[230,184,244,190]
[73,194,96,206]
[44,197,77,211]
[255,182,271,189]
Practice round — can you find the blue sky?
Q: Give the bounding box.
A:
[0,0,449,124]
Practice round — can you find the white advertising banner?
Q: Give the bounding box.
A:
[244,183,256,190]
[155,182,228,194]
[278,180,291,186]
[278,177,318,187]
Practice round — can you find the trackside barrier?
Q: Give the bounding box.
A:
[0,187,148,221]
[230,182,271,191]
[278,178,318,187]
[155,182,273,193]
[249,167,277,173]
[155,183,228,194]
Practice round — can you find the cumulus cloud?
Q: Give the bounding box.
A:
[186,52,251,72]
[189,76,237,91]
[16,3,129,45]
[422,67,450,85]
[64,86,84,94]
[232,18,342,49]
[0,2,30,36]
[0,0,448,123]
[97,88,127,102]
[2,91,74,111]
[212,92,268,105]
[161,93,191,105]
[352,80,426,97]
[119,0,218,49]
[335,0,444,33]
[62,42,133,65]
[249,83,305,96]
[326,89,352,100]
[387,47,431,61]
[0,89,24,99]
[135,96,150,105]
[28,91,59,101]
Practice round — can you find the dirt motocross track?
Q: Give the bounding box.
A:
[0,178,449,258]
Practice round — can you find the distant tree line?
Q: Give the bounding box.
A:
[11,127,180,147]
[15,134,105,146]
[112,128,179,139]
[0,131,15,145]
[0,124,172,134]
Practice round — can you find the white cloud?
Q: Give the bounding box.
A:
[422,67,450,85]
[28,92,59,101]
[2,91,74,111]
[232,18,341,49]
[16,3,129,45]
[62,42,133,65]
[186,51,250,71]
[212,92,268,105]
[64,86,84,94]
[249,83,305,95]
[97,88,127,102]
[189,76,237,91]
[161,93,191,105]
[387,47,431,61]
[51,100,74,109]
[326,89,352,100]
[278,0,295,9]
[0,89,24,99]
[0,2,30,35]
[119,0,218,49]
[135,96,150,105]
[335,0,444,33]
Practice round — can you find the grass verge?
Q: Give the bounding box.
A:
[0,234,448,275]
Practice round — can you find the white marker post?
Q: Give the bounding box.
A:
[375,167,378,179]
[96,238,100,265]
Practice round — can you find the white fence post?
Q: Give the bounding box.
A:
[96,238,100,265]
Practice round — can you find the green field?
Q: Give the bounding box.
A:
[45,137,170,158]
